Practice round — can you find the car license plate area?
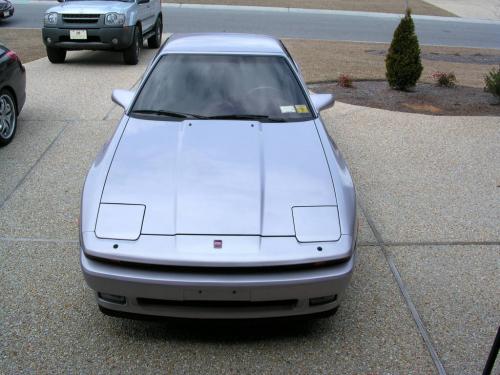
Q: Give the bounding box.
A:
[183,287,251,301]
[3,11,9,17]
[70,30,87,40]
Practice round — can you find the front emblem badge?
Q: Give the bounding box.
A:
[214,240,223,249]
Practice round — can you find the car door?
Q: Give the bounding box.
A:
[137,0,155,32]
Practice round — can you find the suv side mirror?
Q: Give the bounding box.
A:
[112,89,135,110]
[310,93,335,112]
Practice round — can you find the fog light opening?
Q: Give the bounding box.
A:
[112,38,119,45]
[98,292,126,305]
[46,37,52,44]
[309,294,337,307]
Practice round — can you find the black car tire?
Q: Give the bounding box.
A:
[46,47,66,64]
[0,89,18,147]
[147,17,162,49]
[123,26,141,65]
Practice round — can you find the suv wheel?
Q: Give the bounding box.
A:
[0,90,18,147]
[147,17,162,49]
[46,47,66,64]
[123,26,141,65]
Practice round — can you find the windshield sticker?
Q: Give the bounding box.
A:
[280,106,296,113]
[295,105,310,114]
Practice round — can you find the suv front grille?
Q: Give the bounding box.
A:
[62,14,101,24]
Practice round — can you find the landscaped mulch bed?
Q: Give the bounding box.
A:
[311,81,500,116]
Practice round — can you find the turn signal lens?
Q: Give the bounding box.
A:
[98,293,126,305]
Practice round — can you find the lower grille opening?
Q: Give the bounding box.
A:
[59,36,101,43]
[137,298,298,310]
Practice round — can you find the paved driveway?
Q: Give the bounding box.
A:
[424,0,500,20]
[0,48,499,374]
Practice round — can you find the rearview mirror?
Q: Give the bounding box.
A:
[310,93,335,112]
[112,89,135,110]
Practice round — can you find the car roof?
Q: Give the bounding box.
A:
[161,33,286,55]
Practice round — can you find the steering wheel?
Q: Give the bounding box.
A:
[245,86,282,98]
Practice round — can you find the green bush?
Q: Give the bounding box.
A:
[484,65,500,99]
[385,9,423,90]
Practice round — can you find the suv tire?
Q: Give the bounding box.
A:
[46,47,66,64]
[147,17,162,49]
[123,26,141,65]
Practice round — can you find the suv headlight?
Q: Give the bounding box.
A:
[44,12,58,25]
[105,13,125,26]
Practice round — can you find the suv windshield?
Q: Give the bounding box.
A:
[131,54,314,122]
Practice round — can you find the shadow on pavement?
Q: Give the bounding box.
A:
[63,49,156,66]
[102,313,329,343]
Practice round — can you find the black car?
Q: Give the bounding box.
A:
[0,43,26,147]
[0,0,14,20]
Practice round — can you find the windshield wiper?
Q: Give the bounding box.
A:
[131,109,205,119]
[203,114,288,122]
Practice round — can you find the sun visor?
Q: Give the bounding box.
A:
[95,204,145,241]
[292,206,341,243]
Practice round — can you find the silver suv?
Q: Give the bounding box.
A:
[42,0,162,65]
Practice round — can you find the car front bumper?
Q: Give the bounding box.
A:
[81,249,356,319]
[42,26,135,51]
[0,7,14,18]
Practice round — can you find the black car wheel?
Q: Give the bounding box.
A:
[46,47,66,64]
[0,89,17,147]
[123,26,141,65]
[147,17,162,49]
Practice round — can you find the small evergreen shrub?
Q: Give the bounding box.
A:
[385,9,423,91]
[432,71,457,87]
[484,65,500,99]
[338,74,353,88]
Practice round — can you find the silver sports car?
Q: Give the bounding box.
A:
[80,33,357,319]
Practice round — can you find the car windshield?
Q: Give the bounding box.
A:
[131,54,314,122]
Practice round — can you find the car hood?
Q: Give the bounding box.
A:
[100,117,337,236]
[47,1,133,14]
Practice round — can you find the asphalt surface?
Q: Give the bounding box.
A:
[0,47,498,373]
[2,2,500,48]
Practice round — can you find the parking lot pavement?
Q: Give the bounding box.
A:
[0,49,498,374]
[0,241,434,373]
[389,245,500,374]
[324,104,500,243]
[0,120,66,204]
[324,103,500,373]
[20,50,153,122]
[0,120,116,240]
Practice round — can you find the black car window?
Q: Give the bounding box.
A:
[131,54,314,122]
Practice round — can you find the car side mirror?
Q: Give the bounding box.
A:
[137,0,149,4]
[112,89,135,110]
[57,0,64,3]
[310,93,335,112]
